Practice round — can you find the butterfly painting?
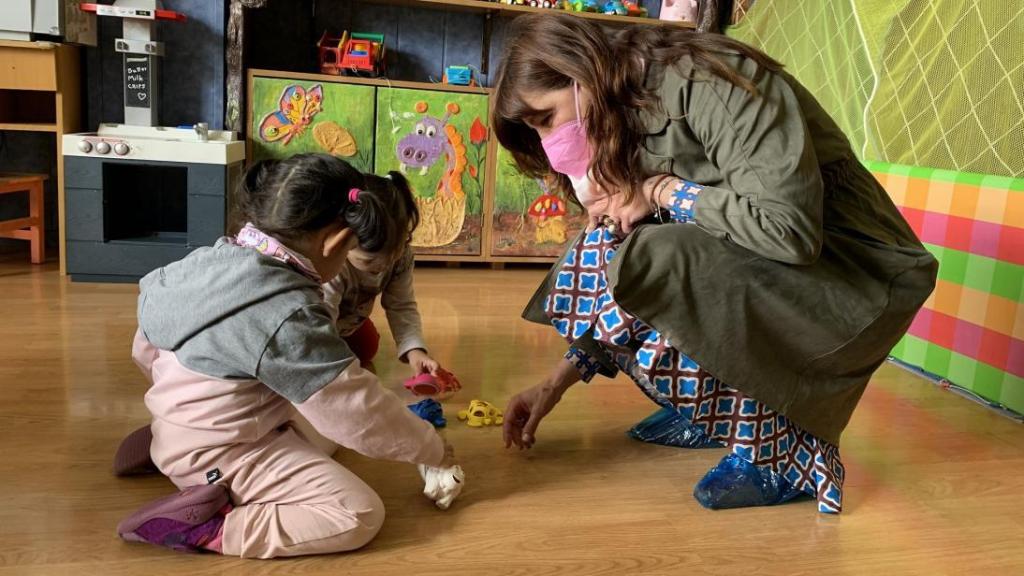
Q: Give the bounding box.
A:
[258,84,324,145]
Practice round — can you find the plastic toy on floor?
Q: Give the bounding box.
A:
[627,407,725,449]
[457,399,503,427]
[418,464,465,510]
[408,398,447,428]
[404,367,462,399]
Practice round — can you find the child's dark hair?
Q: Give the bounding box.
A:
[239,153,419,255]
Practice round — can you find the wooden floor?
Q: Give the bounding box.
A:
[1,254,1022,575]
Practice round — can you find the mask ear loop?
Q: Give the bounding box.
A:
[573,81,582,123]
[572,80,594,186]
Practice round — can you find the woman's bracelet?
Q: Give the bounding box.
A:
[650,177,677,223]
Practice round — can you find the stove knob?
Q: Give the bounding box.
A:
[95,141,111,155]
[77,140,93,153]
[114,142,130,156]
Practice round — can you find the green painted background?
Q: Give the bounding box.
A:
[494,147,538,214]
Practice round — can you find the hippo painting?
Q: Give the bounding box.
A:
[396,116,447,176]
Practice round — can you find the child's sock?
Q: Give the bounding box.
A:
[118,484,230,553]
[113,424,159,476]
[418,464,465,510]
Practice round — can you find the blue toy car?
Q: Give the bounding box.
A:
[603,1,628,15]
[444,65,474,86]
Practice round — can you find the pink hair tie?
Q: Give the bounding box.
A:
[348,188,361,203]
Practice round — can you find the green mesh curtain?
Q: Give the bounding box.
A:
[729,0,1024,178]
[729,2,1024,416]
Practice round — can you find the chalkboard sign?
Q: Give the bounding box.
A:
[124,56,152,109]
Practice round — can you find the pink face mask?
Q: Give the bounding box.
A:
[541,82,592,179]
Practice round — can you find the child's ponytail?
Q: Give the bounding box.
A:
[237,154,419,255]
[344,171,419,255]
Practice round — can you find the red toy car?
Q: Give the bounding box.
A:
[341,32,385,77]
[318,31,386,77]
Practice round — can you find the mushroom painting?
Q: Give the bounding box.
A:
[528,188,568,245]
[491,148,586,257]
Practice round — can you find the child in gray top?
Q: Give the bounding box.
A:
[116,154,462,558]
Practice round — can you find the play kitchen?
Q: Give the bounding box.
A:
[62,1,245,282]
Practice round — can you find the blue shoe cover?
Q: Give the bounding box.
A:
[693,453,806,509]
[628,407,724,448]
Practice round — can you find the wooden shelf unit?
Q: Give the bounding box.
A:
[0,122,60,133]
[361,0,696,28]
[0,40,82,273]
[247,69,493,95]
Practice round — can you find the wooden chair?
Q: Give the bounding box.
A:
[0,173,48,264]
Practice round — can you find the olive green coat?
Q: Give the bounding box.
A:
[523,53,937,445]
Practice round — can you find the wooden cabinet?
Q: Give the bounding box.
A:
[0,40,81,272]
[248,69,594,263]
[249,76,376,173]
[373,86,490,257]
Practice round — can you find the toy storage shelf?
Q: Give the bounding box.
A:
[363,0,696,28]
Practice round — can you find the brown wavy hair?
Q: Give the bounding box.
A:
[491,13,783,202]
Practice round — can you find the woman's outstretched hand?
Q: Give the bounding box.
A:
[504,358,582,449]
[503,382,564,450]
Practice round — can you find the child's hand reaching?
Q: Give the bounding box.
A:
[407,349,440,376]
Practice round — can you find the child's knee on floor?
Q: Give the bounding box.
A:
[323,489,387,553]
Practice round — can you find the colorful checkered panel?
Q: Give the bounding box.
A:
[871,162,1023,414]
[547,228,845,513]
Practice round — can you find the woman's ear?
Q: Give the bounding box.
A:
[323,225,357,259]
